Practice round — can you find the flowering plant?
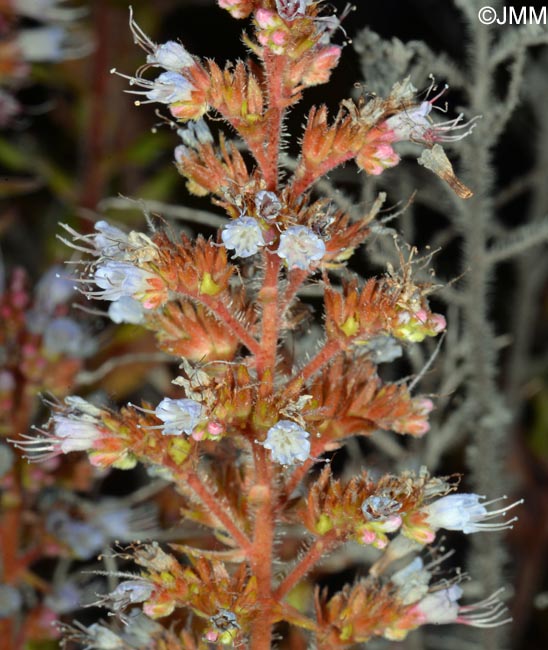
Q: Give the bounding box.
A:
[6,1,524,648]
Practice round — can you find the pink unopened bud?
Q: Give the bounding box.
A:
[271,30,288,46]
[412,421,430,436]
[417,398,434,414]
[207,421,224,436]
[256,9,278,29]
[430,313,447,333]
[191,429,206,441]
[217,0,254,19]
[362,529,376,544]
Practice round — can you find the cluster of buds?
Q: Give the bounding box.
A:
[0,0,88,126]
[6,2,519,649]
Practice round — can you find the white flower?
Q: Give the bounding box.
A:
[43,317,96,357]
[108,297,145,324]
[147,41,195,71]
[364,335,403,364]
[92,580,154,612]
[111,68,195,107]
[154,397,203,435]
[391,558,431,605]
[94,220,130,257]
[262,420,311,465]
[385,102,433,141]
[64,396,103,418]
[35,265,75,313]
[9,397,104,461]
[385,100,480,145]
[277,226,325,270]
[414,585,511,629]
[425,493,522,534]
[94,261,155,302]
[144,71,193,104]
[93,501,157,540]
[129,8,195,73]
[52,414,103,453]
[174,145,190,164]
[177,119,213,148]
[15,26,66,61]
[111,580,154,608]
[13,0,86,22]
[255,190,281,220]
[415,585,462,624]
[46,511,106,559]
[85,624,124,650]
[221,217,265,258]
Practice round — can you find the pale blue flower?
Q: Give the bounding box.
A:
[83,624,124,649]
[262,420,310,465]
[416,585,463,624]
[43,317,96,357]
[16,26,66,62]
[222,217,265,258]
[177,119,213,148]
[144,71,193,104]
[108,297,145,324]
[94,220,130,257]
[426,493,522,534]
[14,0,86,22]
[147,41,195,71]
[95,580,154,612]
[277,226,325,270]
[155,397,203,435]
[112,68,195,107]
[94,261,155,302]
[35,265,75,313]
[46,511,106,559]
[391,557,431,605]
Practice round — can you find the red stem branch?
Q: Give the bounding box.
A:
[274,531,339,600]
[290,151,356,200]
[257,252,281,381]
[287,338,344,392]
[250,446,275,650]
[280,269,308,315]
[187,292,261,357]
[185,471,252,553]
[262,51,288,190]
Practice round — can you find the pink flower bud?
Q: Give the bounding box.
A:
[207,421,224,436]
[430,313,447,333]
[256,9,278,29]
